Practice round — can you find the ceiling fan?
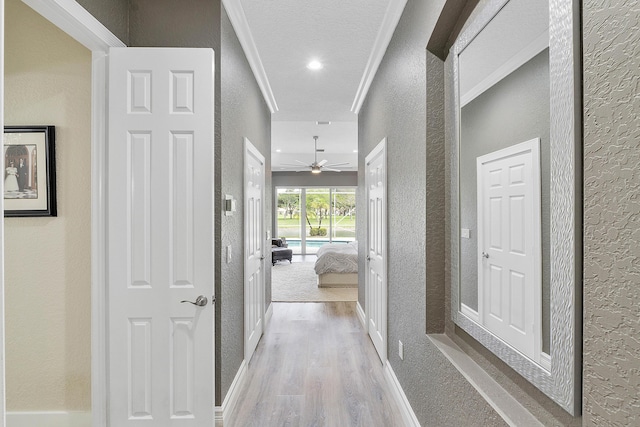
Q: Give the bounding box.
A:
[282,136,350,173]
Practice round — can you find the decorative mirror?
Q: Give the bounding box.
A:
[448,0,581,415]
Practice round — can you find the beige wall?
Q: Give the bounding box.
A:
[583,0,640,423]
[4,0,91,411]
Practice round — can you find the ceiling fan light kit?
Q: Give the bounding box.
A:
[281,135,351,174]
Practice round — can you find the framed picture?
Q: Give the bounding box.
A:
[3,126,57,217]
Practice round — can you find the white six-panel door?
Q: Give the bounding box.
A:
[108,47,215,426]
[477,138,542,362]
[366,139,387,363]
[244,138,265,363]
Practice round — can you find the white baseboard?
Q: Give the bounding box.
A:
[384,363,421,427]
[7,411,91,427]
[356,301,366,328]
[215,359,247,427]
[265,302,273,327]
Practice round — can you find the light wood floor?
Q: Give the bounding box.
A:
[227,302,405,427]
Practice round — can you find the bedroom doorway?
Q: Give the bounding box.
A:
[272,186,358,303]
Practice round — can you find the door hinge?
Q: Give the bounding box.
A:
[212,295,216,305]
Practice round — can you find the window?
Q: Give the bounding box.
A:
[276,187,356,254]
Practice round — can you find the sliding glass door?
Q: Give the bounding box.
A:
[275,188,302,253]
[276,187,356,255]
[304,188,330,254]
[331,188,356,241]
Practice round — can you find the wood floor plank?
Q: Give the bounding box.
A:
[228,302,404,427]
[272,395,304,426]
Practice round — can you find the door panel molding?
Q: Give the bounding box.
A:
[365,138,387,363]
[477,138,542,363]
[108,47,215,425]
[244,138,265,362]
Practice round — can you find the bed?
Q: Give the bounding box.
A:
[314,241,358,288]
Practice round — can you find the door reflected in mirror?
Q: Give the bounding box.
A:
[458,0,550,366]
[449,0,581,414]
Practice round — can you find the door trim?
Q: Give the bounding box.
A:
[365,137,387,363]
[8,2,125,426]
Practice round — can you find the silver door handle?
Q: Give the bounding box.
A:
[366,256,371,261]
[260,255,265,260]
[482,252,489,259]
[181,295,208,306]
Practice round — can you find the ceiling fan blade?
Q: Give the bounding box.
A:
[324,162,350,167]
[318,159,328,166]
[281,163,310,167]
[295,160,309,165]
[322,168,342,172]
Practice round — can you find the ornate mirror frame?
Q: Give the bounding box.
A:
[447,0,581,415]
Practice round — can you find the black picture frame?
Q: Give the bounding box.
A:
[3,126,57,217]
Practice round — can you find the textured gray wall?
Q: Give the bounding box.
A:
[76,0,129,44]
[583,0,640,424]
[425,51,446,333]
[459,50,551,352]
[129,0,219,49]
[220,6,272,404]
[358,1,505,425]
[272,171,357,188]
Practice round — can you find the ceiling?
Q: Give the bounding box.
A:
[233,0,404,171]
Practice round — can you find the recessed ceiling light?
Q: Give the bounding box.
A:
[276,149,281,152]
[353,150,358,153]
[316,121,331,125]
[307,60,323,70]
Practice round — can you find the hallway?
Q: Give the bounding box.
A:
[228,302,404,426]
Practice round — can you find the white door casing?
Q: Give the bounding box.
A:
[244,138,265,363]
[108,47,215,425]
[365,138,387,363]
[477,138,542,363]
[4,2,125,425]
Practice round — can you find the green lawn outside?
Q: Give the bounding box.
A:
[277,215,356,238]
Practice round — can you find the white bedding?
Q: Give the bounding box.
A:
[314,242,358,275]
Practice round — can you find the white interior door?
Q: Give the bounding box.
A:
[477,138,541,362]
[244,138,265,362]
[365,138,387,363]
[107,47,215,426]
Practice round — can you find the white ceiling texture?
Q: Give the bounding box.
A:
[228,0,407,171]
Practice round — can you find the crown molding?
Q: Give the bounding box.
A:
[22,0,125,50]
[351,0,407,114]
[222,0,278,113]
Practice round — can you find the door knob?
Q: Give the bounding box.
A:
[366,256,371,261]
[181,295,208,306]
[482,252,490,259]
[260,255,265,260]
